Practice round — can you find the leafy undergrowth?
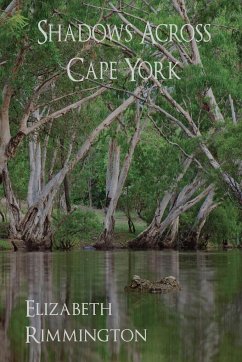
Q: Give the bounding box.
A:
[53,207,147,250]
[0,239,12,251]
[53,208,102,250]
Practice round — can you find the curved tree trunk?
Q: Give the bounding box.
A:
[15,119,53,251]
[96,105,145,249]
[16,204,53,251]
[128,190,174,249]
[129,173,213,250]
[112,2,242,206]
[2,89,142,251]
[182,188,219,250]
[0,85,11,183]
[60,137,72,213]
[129,157,193,249]
[96,136,120,249]
[2,120,58,251]
[2,166,21,240]
[162,216,180,248]
[2,163,53,251]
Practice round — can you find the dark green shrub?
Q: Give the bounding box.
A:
[204,204,242,245]
[53,208,102,250]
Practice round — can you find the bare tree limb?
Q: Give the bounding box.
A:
[109,2,183,67]
[229,94,237,125]
[24,87,107,134]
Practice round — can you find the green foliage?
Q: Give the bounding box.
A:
[53,208,102,249]
[214,122,242,180]
[204,203,242,244]
[0,0,241,250]
[178,199,242,246]
[10,12,27,29]
[0,238,12,250]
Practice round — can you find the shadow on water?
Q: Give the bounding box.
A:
[0,250,242,362]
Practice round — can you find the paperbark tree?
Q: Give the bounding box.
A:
[128,157,192,249]
[0,78,106,181]
[181,188,219,249]
[96,104,146,249]
[3,88,142,250]
[110,1,242,206]
[60,137,72,213]
[129,174,213,249]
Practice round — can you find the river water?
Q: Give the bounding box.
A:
[0,250,242,362]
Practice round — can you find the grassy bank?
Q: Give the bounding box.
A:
[53,207,147,249]
[1,208,237,251]
[0,208,147,251]
[0,239,12,251]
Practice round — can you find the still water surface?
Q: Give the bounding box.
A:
[0,250,242,362]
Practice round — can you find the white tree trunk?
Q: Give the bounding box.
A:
[101,136,121,246]
[185,188,218,248]
[229,94,237,125]
[97,105,145,248]
[200,143,242,204]
[130,172,212,249]
[129,158,194,248]
[0,86,11,181]
[27,136,42,207]
[1,166,21,240]
[4,89,142,250]
[157,184,213,241]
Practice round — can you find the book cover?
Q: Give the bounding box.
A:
[0,0,242,361]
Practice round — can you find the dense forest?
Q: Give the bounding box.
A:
[0,0,242,251]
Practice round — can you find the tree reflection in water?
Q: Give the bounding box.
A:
[0,250,242,362]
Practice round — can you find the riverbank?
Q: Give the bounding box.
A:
[1,208,240,252]
[0,208,147,251]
